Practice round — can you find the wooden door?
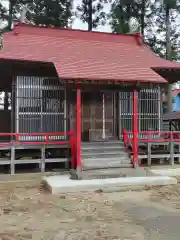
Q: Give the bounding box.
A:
[104,92,116,140]
[89,92,104,141]
[82,91,116,141]
[69,90,116,141]
[82,92,93,141]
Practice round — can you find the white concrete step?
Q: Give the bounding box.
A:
[44,175,177,194]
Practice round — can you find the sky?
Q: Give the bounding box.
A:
[1,0,111,32]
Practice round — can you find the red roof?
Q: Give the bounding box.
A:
[1,24,180,83]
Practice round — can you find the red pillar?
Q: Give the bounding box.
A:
[132,89,138,168]
[76,88,82,173]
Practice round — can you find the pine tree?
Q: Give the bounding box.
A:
[146,0,180,60]
[109,0,150,35]
[0,0,18,33]
[0,3,8,22]
[76,0,107,31]
[19,0,73,27]
[14,0,73,27]
[29,0,73,27]
[109,0,180,60]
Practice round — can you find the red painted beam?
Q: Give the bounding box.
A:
[76,88,82,172]
[132,89,138,168]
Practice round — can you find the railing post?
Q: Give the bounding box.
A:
[70,134,76,169]
[170,131,174,166]
[76,88,82,177]
[10,146,15,175]
[41,146,45,172]
[123,129,127,146]
[132,89,138,168]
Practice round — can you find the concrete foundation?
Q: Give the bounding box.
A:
[43,175,177,194]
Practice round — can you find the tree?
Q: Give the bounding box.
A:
[0,3,8,22]
[164,0,177,59]
[109,0,180,60]
[163,0,178,112]
[109,0,150,36]
[0,0,22,32]
[13,0,73,27]
[145,0,180,60]
[76,0,107,31]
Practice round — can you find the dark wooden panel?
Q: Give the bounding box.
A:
[69,90,116,141]
[104,92,115,139]
[83,92,115,141]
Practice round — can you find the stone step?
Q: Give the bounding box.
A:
[82,140,121,145]
[82,161,132,170]
[81,146,125,153]
[70,168,148,180]
[82,155,130,162]
[82,145,125,151]
[79,141,132,171]
[79,168,127,180]
[81,141,124,149]
[81,151,129,158]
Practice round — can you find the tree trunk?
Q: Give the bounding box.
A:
[166,6,171,60]
[141,0,145,37]
[165,5,172,113]
[118,4,125,33]
[88,0,93,31]
[8,1,13,30]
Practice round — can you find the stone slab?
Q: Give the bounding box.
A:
[149,168,180,176]
[43,175,177,194]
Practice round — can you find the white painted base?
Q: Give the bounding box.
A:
[150,168,180,177]
[43,175,177,194]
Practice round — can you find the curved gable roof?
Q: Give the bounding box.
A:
[0,24,180,83]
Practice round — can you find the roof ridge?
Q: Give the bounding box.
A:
[14,23,140,38]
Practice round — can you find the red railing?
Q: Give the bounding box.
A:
[122,130,180,168]
[125,131,180,143]
[122,129,137,168]
[0,131,72,145]
[70,134,76,169]
[122,129,130,148]
[0,131,77,169]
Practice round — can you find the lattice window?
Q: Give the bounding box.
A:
[15,76,66,141]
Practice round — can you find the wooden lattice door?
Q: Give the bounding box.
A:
[70,91,116,141]
[82,91,116,141]
[81,92,93,141]
[104,92,116,139]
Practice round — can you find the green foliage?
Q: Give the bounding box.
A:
[76,0,107,31]
[109,0,150,34]
[0,3,8,21]
[16,0,73,27]
[163,0,177,9]
[0,0,73,28]
[109,0,180,60]
[145,0,180,60]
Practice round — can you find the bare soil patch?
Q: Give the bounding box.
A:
[0,174,179,239]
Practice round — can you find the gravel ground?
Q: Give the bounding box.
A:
[0,175,180,239]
